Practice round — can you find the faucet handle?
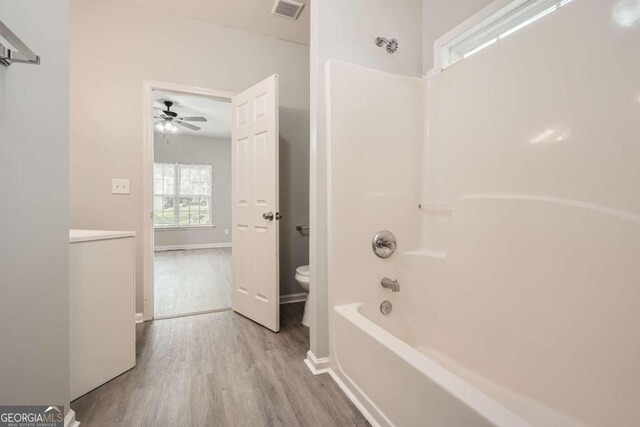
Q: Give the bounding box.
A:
[372,230,397,258]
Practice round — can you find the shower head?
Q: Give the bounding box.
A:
[375,37,398,54]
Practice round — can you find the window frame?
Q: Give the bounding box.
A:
[153,162,214,230]
[153,162,177,228]
[430,0,574,76]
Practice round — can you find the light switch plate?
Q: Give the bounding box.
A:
[112,178,130,195]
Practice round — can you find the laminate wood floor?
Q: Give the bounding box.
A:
[71,303,369,427]
[154,248,232,318]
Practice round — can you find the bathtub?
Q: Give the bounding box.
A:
[331,303,582,427]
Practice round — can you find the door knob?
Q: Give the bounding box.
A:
[263,211,283,221]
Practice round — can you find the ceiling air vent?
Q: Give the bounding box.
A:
[271,0,305,20]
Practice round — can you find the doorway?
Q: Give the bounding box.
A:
[142,77,282,331]
[152,90,233,319]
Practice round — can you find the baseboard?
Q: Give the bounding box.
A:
[135,313,144,324]
[304,350,330,375]
[65,409,80,427]
[280,292,307,304]
[328,369,380,427]
[154,243,232,251]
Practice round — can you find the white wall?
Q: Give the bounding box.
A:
[153,133,231,248]
[421,0,494,73]
[70,0,310,313]
[310,0,422,359]
[317,0,423,77]
[418,0,640,424]
[0,0,70,412]
[326,59,423,355]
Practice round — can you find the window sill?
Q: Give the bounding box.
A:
[154,225,215,231]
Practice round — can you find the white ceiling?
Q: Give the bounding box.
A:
[117,0,310,45]
[154,91,232,139]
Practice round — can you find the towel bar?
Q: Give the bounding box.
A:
[0,20,40,66]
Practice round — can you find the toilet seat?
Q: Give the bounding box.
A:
[295,265,310,278]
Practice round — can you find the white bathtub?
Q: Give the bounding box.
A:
[331,303,582,427]
[326,31,640,426]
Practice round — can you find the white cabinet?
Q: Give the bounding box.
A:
[69,229,136,401]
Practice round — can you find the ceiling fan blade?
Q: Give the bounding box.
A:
[179,117,207,122]
[176,121,201,131]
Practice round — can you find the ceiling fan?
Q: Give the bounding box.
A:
[154,101,207,133]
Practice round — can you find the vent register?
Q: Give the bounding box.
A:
[272,0,305,20]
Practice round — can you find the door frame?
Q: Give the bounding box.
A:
[142,80,236,321]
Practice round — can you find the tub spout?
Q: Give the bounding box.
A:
[381,278,400,292]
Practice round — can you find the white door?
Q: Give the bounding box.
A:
[231,75,280,332]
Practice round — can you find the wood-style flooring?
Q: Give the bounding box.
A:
[71,303,369,427]
[154,248,232,318]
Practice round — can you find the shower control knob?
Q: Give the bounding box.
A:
[372,230,397,258]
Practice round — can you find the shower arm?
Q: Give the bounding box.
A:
[375,36,398,53]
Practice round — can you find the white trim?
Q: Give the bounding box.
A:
[308,0,320,358]
[280,292,307,304]
[154,225,215,231]
[154,243,232,252]
[143,80,236,321]
[328,369,380,427]
[69,229,136,243]
[307,0,332,376]
[65,409,80,427]
[135,313,144,324]
[304,350,329,375]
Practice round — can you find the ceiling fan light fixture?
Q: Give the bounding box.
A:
[156,119,178,133]
[155,99,207,133]
[165,121,178,133]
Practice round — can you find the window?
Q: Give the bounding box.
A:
[440,0,574,70]
[153,163,213,228]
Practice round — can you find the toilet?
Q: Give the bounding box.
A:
[295,265,310,327]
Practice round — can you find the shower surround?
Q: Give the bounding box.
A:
[325,1,640,425]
